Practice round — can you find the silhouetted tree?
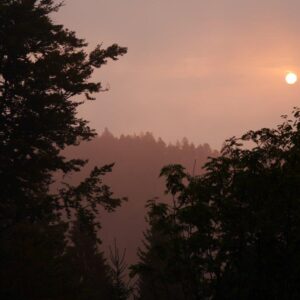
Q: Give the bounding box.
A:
[132,167,213,300]
[0,0,126,298]
[133,108,300,299]
[109,239,132,300]
[0,220,68,299]
[0,0,126,229]
[205,109,300,299]
[131,199,184,300]
[64,211,115,299]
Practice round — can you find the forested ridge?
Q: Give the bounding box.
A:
[1,1,300,299]
[61,130,218,267]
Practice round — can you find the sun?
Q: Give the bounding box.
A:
[285,72,298,85]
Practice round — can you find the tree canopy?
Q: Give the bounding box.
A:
[0,1,128,298]
[0,0,127,228]
[133,108,300,299]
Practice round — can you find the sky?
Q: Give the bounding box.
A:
[55,0,300,149]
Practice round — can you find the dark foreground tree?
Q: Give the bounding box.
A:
[131,199,189,300]
[133,108,300,300]
[132,169,214,300]
[0,0,127,298]
[109,239,132,300]
[207,109,300,299]
[63,211,116,299]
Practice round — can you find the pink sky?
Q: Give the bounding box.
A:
[56,0,300,149]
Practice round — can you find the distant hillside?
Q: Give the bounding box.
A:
[62,129,218,265]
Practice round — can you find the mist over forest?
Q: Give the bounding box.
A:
[61,130,218,265]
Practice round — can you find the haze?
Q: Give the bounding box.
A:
[56,0,300,149]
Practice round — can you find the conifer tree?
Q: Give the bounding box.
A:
[0,0,126,228]
[64,211,115,299]
[0,0,127,298]
[131,200,182,300]
[109,239,132,300]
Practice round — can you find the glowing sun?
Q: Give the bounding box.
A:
[285,72,298,85]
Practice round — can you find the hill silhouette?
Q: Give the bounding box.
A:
[62,129,218,265]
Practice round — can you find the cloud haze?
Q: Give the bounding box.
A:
[56,0,300,149]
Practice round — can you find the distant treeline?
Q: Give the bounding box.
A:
[62,129,218,266]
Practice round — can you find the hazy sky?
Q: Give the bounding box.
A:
[56,0,300,149]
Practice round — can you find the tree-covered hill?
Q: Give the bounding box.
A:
[61,130,218,265]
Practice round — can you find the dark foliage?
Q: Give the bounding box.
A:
[0,0,127,299]
[133,108,300,300]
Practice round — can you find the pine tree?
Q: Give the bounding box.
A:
[0,0,126,228]
[64,211,115,300]
[109,239,132,300]
[131,200,178,300]
[0,0,127,298]
[131,197,198,300]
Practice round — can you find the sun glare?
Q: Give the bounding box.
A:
[285,72,298,85]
